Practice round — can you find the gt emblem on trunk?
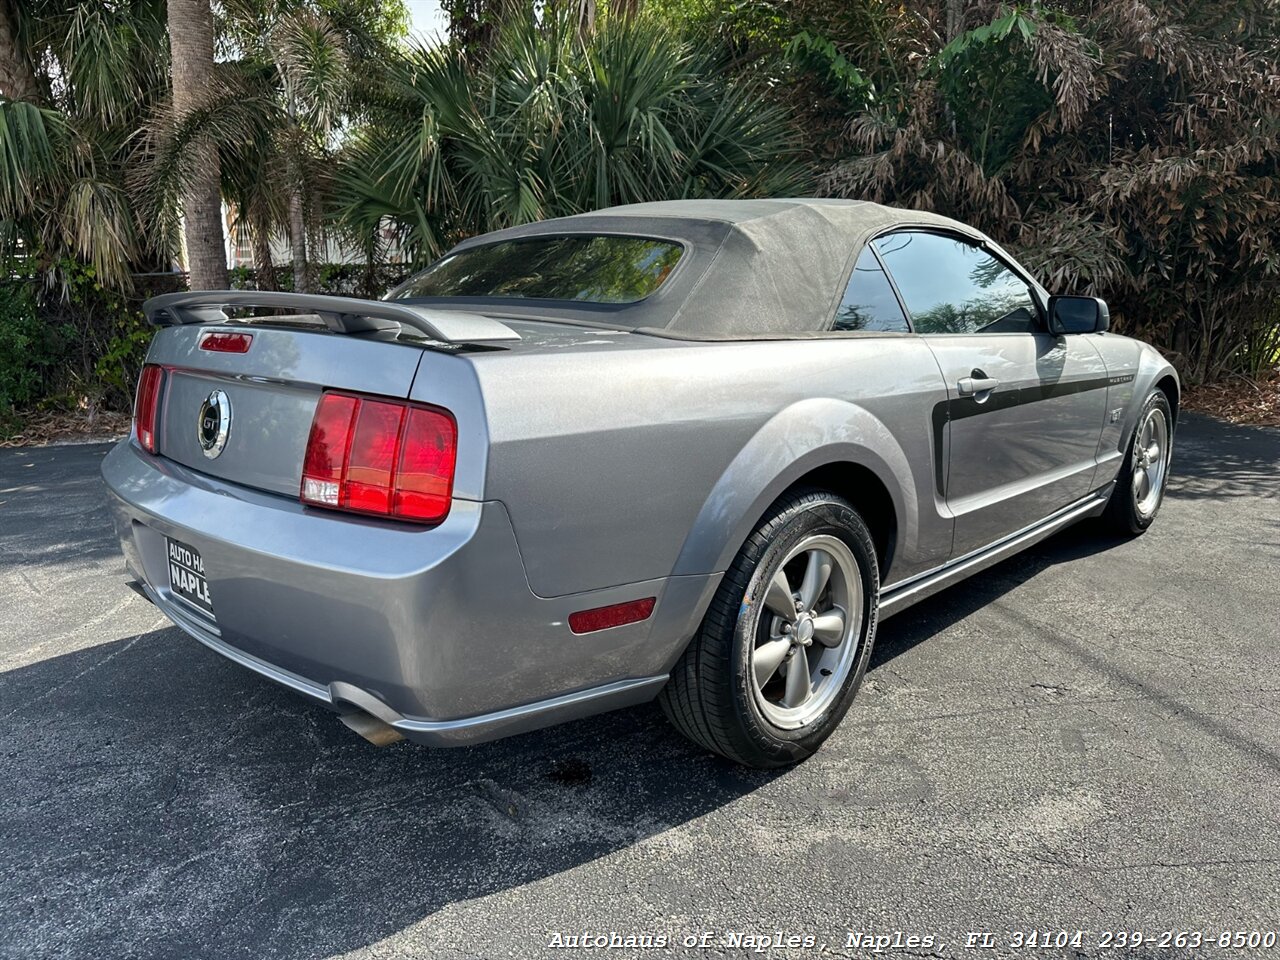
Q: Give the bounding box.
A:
[198,390,231,459]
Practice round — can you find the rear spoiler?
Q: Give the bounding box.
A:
[142,290,521,343]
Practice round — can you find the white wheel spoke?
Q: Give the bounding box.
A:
[1134,467,1150,502]
[811,610,846,648]
[763,570,797,623]
[782,651,811,708]
[798,549,833,612]
[753,638,791,687]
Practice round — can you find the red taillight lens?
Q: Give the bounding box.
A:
[300,393,357,506]
[568,598,657,635]
[199,331,253,353]
[394,407,458,521]
[133,364,164,454]
[301,392,456,525]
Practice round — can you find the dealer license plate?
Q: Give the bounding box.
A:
[166,537,215,617]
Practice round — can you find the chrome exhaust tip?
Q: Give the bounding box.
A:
[328,680,406,746]
[338,710,405,747]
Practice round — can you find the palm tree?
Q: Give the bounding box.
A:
[0,1,169,289]
[167,0,228,289]
[0,1,39,102]
[144,0,401,293]
[333,11,806,265]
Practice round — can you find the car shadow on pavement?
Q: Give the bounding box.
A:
[2,622,780,960]
[1163,412,1279,500]
[869,518,1132,671]
[2,519,1131,960]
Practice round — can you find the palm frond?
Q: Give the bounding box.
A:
[331,9,805,260]
[0,99,67,216]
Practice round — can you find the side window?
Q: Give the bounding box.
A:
[873,232,1038,335]
[832,247,910,333]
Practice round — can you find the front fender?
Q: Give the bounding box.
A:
[1119,344,1181,453]
[670,397,916,579]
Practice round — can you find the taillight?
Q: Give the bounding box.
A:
[199,331,253,353]
[133,364,164,454]
[301,392,456,525]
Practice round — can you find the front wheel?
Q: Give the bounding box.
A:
[659,490,879,768]
[1103,390,1174,535]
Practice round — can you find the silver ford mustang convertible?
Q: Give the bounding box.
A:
[104,199,1179,767]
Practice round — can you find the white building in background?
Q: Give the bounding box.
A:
[222,207,409,271]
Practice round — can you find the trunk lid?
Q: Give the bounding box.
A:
[150,323,427,498]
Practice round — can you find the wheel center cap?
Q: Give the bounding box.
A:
[795,616,815,645]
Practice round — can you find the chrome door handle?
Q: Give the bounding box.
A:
[957,376,999,396]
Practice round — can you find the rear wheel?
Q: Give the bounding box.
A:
[659,490,879,768]
[1103,390,1173,535]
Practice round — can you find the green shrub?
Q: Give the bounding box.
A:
[0,281,65,413]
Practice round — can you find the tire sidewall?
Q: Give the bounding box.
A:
[727,495,879,764]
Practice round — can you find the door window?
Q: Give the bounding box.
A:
[874,232,1038,334]
[832,247,910,333]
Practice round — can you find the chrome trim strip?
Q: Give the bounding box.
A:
[391,676,669,738]
[878,492,1108,617]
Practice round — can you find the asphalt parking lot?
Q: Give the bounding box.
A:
[2,415,1278,960]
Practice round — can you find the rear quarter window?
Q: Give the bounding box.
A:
[832,247,910,333]
[393,235,683,305]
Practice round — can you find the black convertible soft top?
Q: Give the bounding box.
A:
[395,198,998,340]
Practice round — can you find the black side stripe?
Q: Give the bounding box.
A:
[930,374,1127,497]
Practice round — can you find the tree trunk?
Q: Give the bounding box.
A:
[0,1,39,101]
[946,0,965,41]
[613,0,638,21]
[167,0,227,290]
[251,220,276,291]
[288,189,308,293]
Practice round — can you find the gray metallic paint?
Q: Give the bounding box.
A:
[103,200,1180,747]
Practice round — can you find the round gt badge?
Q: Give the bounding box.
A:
[198,389,231,459]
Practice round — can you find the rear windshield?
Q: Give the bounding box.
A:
[392,234,683,305]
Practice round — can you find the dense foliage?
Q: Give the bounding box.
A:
[769,0,1280,383]
[332,10,805,262]
[1,0,1278,434]
[0,0,170,288]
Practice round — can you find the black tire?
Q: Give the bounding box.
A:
[658,489,879,768]
[1103,389,1174,535]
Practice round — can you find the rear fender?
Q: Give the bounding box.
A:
[670,397,916,581]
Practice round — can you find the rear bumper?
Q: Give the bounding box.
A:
[102,440,717,745]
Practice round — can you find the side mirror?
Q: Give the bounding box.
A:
[1047,295,1109,335]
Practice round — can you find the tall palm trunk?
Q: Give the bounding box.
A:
[167,0,227,290]
[251,219,276,291]
[0,1,39,101]
[288,188,308,293]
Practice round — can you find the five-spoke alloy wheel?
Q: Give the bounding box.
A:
[1131,406,1169,518]
[751,535,862,730]
[1104,388,1174,535]
[660,490,879,768]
